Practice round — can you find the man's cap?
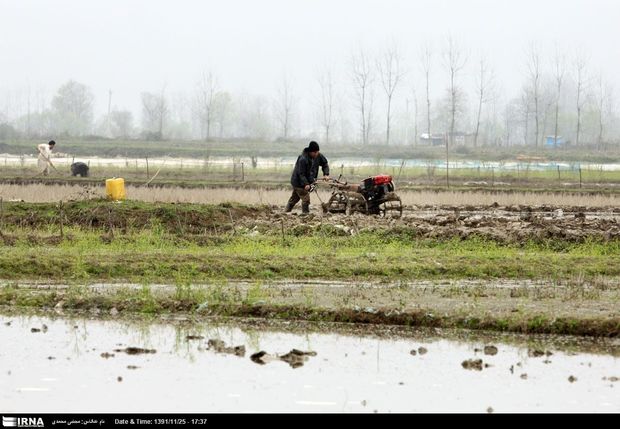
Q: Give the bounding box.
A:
[308,141,320,152]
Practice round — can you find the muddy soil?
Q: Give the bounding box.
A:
[250,204,620,243]
[2,312,619,412]
[3,200,620,244]
[4,279,620,336]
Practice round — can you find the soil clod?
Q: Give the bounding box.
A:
[462,359,484,371]
[207,339,246,357]
[114,347,157,355]
[483,345,498,356]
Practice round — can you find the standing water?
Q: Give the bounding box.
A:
[0,313,618,413]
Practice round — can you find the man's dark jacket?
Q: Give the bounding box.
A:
[290,149,329,188]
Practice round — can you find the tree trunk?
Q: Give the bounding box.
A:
[426,77,431,140]
[361,93,367,145]
[474,93,483,147]
[534,90,539,146]
[576,105,581,146]
[386,96,392,145]
[450,73,456,147]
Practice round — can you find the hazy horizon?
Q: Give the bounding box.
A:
[1,0,619,143]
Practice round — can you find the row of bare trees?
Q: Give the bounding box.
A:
[521,44,615,147]
[0,40,618,146]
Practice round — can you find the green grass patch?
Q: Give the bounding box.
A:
[1,228,619,282]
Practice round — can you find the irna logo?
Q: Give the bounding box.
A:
[2,417,44,428]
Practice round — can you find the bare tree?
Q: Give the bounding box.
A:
[213,91,232,139]
[350,47,374,145]
[596,73,605,146]
[595,73,614,147]
[552,48,566,146]
[443,37,466,147]
[604,85,616,148]
[51,80,95,136]
[540,83,555,146]
[317,68,336,144]
[442,37,466,187]
[106,89,112,137]
[377,43,405,145]
[504,98,521,146]
[337,99,353,144]
[574,53,588,146]
[520,88,531,145]
[473,57,493,147]
[250,95,273,140]
[486,95,501,146]
[141,85,167,139]
[408,88,419,146]
[26,84,31,138]
[276,74,294,140]
[196,71,217,141]
[525,44,542,146]
[419,44,432,141]
[110,110,134,138]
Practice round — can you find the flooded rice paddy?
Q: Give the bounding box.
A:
[1,313,618,412]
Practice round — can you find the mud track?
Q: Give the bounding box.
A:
[216,203,620,244]
[2,200,620,244]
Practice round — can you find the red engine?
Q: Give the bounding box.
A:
[372,174,393,185]
[362,175,394,189]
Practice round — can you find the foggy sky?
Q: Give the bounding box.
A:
[1,0,619,119]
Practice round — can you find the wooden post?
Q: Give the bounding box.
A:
[280,218,285,246]
[241,162,245,182]
[0,197,3,235]
[526,164,530,180]
[579,167,582,189]
[397,160,405,181]
[445,133,449,189]
[557,165,561,183]
[491,168,495,188]
[228,209,236,235]
[145,157,150,181]
[59,201,64,239]
[108,207,114,239]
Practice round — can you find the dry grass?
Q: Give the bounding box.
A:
[400,190,620,207]
[1,183,619,207]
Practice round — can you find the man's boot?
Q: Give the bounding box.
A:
[285,201,294,213]
[301,202,310,214]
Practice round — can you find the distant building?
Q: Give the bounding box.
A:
[419,133,446,146]
[420,132,477,146]
[545,136,565,147]
[448,132,475,146]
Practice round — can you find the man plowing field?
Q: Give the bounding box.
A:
[285,141,330,214]
[37,140,57,175]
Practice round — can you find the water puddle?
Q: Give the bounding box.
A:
[0,313,618,412]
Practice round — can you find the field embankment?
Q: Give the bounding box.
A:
[0,199,619,335]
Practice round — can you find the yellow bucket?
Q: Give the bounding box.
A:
[105,178,126,201]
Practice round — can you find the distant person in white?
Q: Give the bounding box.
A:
[37,140,56,175]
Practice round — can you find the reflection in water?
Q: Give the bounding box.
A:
[0,313,618,412]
